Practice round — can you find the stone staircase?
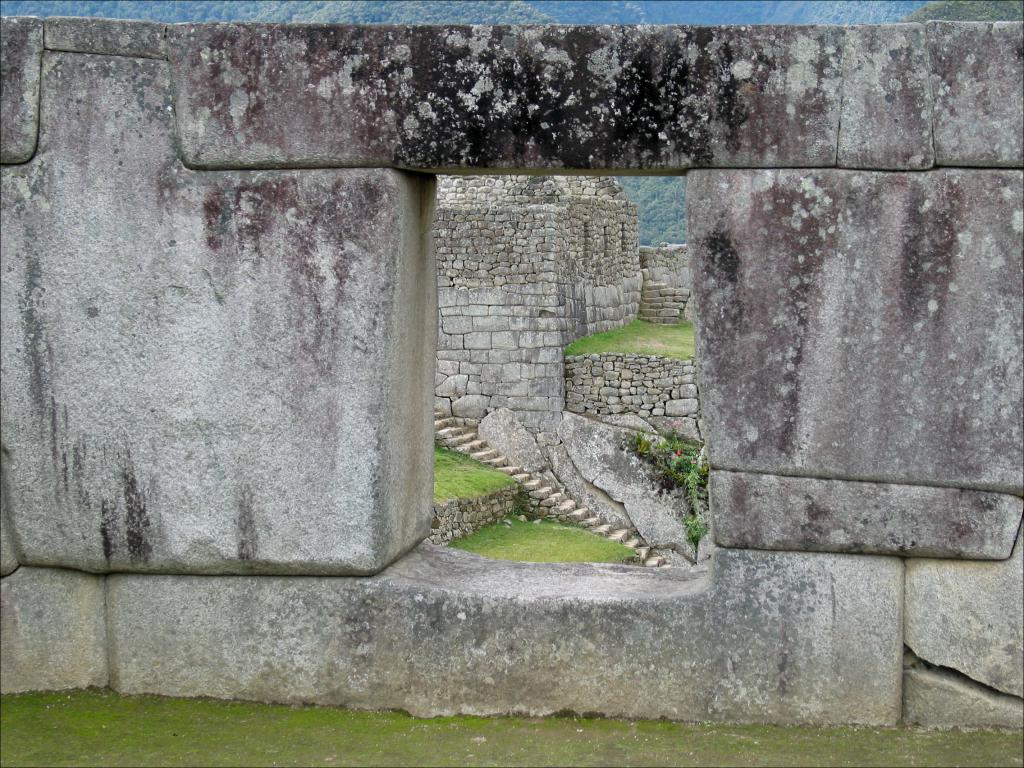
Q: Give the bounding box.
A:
[434,410,670,568]
[638,281,689,325]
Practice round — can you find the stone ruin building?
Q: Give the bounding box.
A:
[1,16,1022,731]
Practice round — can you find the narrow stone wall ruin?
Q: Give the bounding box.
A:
[434,175,640,439]
[1,15,1021,729]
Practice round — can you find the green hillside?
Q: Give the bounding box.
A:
[617,176,687,245]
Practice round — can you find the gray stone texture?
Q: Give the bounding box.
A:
[0,456,16,576]
[106,544,903,725]
[838,25,933,169]
[45,17,168,59]
[689,169,1023,503]
[0,17,42,164]
[547,444,634,532]
[905,529,1024,698]
[430,486,518,544]
[164,23,843,170]
[928,21,1024,167]
[478,409,547,473]
[1,566,107,692]
[903,666,1024,730]
[711,470,1023,559]
[0,53,435,575]
[558,413,694,556]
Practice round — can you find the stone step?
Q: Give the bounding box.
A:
[592,524,613,535]
[644,555,666,567]
[582,516,602,528]
[659,563,672,569]
[471,449,499,462]
[529,486,555,500]
[495,465,522,475]
[556,499,577,515]
[624,537,640,549]
[434,418,456,430]
[445,433,476,447]
[635,546,650,560]
[569,508,591,522]
[437,426,472,439]
[512,473,531,483]
[607,529,629,542]
[523,479,543,491]
[458,439,487,453]
[483,456,507,468]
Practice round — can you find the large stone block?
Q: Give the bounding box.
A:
[0,17,43,164]
[107,544,903,725]
[478,408,546,473]
[903,666,1023,730]
[711,470,1022,559]
[928,21,1024,167]
[689,169,1023,506]
[0,53,435,575]
[44,17,167,59]
[166,23,843,170]
[905,529,1024,698]
[838,25,932,169]
[0,455,17,576]
[1,567,107,693]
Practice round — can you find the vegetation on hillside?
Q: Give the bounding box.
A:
[617,176,687,245]
[433,447,515,503]
[631,432,709,546]
[565,320,696,360]
[904,0,1023,21]
[451,517,634,563]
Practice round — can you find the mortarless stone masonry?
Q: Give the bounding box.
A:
[434,175,641,440]
[430,486,520,544]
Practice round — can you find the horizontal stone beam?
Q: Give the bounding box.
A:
[4,18,1020,170]
[102,544,903,725]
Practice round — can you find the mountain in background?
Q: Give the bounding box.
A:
[3,0,1019,243]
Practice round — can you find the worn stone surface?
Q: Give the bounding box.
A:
[838,25,932,169]
[0,455,16,576]
[166,23,842,170]
[558,413,693,555]
[0,53,435,574]
[905,529,1024,698]
[711,470,1023,559]
[478,409,547,473]
[107,543,902,724]
[547,444,633,531]
[690,169,1024,502]
[903,666,1024,730]
[928,21,1024,167]
[0,566,107,693]
[0,17,43,164]
[45,17,167,59]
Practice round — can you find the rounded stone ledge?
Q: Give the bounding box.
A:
[104,543,902,725]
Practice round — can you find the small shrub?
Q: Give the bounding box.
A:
[628,431,710,546]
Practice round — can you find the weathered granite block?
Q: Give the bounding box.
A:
[905,529,1024,698]
[689,169,1023,506]
[928,21,1024,167]
[0,53,435,575]
[107,544,903,725]
[903,666,1024,730]
[838,25,933,169]
[1,567,107,693]
[0,17,43,163]
[166,23,843,170]
[45,17,167,59]
[711,470,1023,559]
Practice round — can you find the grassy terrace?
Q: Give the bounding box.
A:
[565,319,696,359]
[2,690,1021,768]
[451,518,634,563]
[433,447,516,504]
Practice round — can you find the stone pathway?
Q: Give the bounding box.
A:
[434,410,670,568]
[638,280,689,324]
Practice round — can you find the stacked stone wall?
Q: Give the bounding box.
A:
[565,354,701,438]
[430,486,519,544]
[434,175,641,440]
[639,244,694,322]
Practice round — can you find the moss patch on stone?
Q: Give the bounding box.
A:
[565,320,696,359]
[451,518,635,563]
[434,447,516,503]
[2,690,1023,767]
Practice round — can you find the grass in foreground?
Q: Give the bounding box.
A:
[451,518,634,563]
[2,690,1022,768]
[565,319,696,359]
[433,447,516,503]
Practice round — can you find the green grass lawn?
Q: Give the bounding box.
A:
[2,690,1021,768]
[451,518,634,563]
[434,447,516,504]
[565,319,696,359]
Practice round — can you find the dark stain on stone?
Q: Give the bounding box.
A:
[702,227,743,327]
[714,41,751,153]
[19,250,53,422]
[202,190,231,251]
[805,501,830,522]
[121,451,152,563]
[99,498,116,560]
[897,179,962,323]
[86,306,100,318]
[236,486,259,561]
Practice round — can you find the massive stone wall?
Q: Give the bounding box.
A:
[434,175,640,438]
[1,16,1022,728]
